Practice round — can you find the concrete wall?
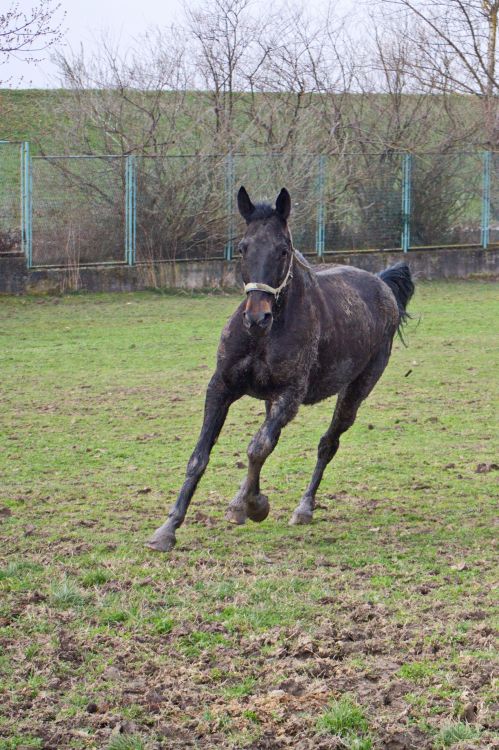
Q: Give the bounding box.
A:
[330,247,499,280]
[1,247,498,295]
[0,255,28,294]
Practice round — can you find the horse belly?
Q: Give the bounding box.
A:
[303,357,354,404]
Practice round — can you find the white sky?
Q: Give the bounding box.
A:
[2,0,362,88]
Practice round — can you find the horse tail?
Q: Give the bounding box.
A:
[378,262,415,335]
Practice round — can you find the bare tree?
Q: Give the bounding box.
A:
[185,0,272,147]
[0,0,65,83]
[378,0,499,144]
[54,29,191,155]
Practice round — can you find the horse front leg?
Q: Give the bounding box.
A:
[226,393,300,525]
[146,374,236,552]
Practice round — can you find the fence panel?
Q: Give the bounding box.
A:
[0,142,23,255]
[411,152,483,248]
[31,156,125,266]
[136,155,227,262]
[232,153,319,255]
[489,152,499,246]
[324,153,403,252]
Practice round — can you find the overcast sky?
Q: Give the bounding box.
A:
[2,0,363,88]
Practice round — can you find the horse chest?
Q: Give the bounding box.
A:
[228,351,293,398]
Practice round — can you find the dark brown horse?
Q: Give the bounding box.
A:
[147,186,414,552]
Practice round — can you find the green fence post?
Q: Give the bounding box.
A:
[225,152,235,261]
[125,155,137,265]
[315,154,326,257]
[401,153,412,253]
[21,142,33,268]
[481,151,491,250]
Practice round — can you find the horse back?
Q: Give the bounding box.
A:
[315,264,399,331]
[297,264,399,403]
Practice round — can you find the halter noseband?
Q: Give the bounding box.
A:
[244,253,294,301]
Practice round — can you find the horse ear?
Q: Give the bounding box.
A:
[275,188,291,221]
[237,186,255,223]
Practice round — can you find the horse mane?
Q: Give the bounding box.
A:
[294,249,312,269]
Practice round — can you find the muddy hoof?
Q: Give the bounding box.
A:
[225,507,247,525]
[289,509,313,525]
[145,527,176,552]
[247,494,270,523]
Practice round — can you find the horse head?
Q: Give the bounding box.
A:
[237,186,292,336]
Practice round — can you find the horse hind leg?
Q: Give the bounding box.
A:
[290,344,392,526]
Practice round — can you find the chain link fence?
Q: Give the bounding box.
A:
[0,141,23,255]
[31,156,125,266]
[136,155,227,262]
[324,152,404,252]
[1,145,497,267]
[489,152,499,246]
[411,152,483,247]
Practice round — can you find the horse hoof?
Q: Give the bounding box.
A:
[247,494,270,523]
[289,510,313,525]
[145,527,176,552]
[225,507,247,525]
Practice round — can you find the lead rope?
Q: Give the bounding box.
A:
[243,229,310,300]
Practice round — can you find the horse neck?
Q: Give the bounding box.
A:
[278,259,312,317]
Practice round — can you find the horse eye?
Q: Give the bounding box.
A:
[238,243,247,255]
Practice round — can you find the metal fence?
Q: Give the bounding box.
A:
[1,143,497,268]
[31,155,126,267]
[0,141,28,257]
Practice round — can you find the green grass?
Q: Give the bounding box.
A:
[434,722,482,747]
[0,89,479,156]
[0,282,498,748]
[107,736,145,750]
[316,696,369,736]
[398,660,441,682]
[50,577,86,608]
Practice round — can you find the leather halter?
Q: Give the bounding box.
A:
[244,253,294,300]
[244,229,307,301]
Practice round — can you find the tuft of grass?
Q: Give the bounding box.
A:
[81,569,110,587]
[50,577,85,608]
[0,737,43,749]
[316,696,369,737]
[107,736,145,750]
[242,709,261,723]
[99,610,129,625]
[0,561,41,580]
[178,630,228,657]
[398,660,439,682]
[222,677,256,698]
[434,722,481,747]
[344,738,373,750]
[150,615,174,634]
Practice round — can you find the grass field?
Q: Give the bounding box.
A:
[0,282,498,750]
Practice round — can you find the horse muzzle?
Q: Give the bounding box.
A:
[243,293,273,335]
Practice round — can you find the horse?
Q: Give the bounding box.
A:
[147,186,414,552]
